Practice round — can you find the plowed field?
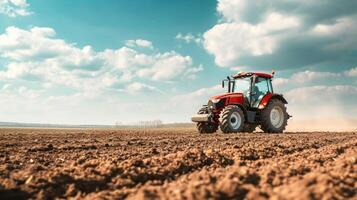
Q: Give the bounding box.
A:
[0,128,356,199]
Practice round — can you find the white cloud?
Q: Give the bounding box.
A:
[125,39,153,49]
[0,26,80,62]
[286,85,357,103]
[18,86,42,99]
[183,65,204,80]
[1,84,42,99]
[344,67,357,77]
[285,85,357,120]
[171,85,224,114]
[1,83,11,90]
[0,62,30,79]
[291,70,340,83]
[100,47,151,70]
[313,17,355,36]
[203,12,300,67]
[312,16,357,50]
[175,84,223,100]
[0,26,202,93]
[136,52,193,80]
[217,0,268,22]
[272,77,289,87]
[126,82,158,93]
[204,0,357,70]
[176,33,202,45]
[0,0,31,17]
[272,70,344,90]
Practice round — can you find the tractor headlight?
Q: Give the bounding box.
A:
[208,99,223,110]
[211,99,220,103]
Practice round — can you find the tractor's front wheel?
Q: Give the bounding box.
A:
[197,122,218,134]
[220,105,245,133]
[196,107,218,134]
[260,99,288,133]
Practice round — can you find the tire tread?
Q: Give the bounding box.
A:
[219,105,245,133]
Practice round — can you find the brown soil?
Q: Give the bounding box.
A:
[0,128,356,200]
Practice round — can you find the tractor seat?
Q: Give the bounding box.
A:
[252,94,265,108]
[251,86,264,108]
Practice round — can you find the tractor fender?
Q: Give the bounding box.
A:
[224,102,248,121]
[224,95,245,111]
[258,93,288,109]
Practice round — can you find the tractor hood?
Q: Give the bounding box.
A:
[210,92,243,100]
[208,92,245,110]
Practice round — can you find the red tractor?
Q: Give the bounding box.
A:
[191,71,290,133]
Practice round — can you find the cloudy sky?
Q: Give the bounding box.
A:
[0,0,356,125]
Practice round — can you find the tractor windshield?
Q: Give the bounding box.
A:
[234,77,251,96]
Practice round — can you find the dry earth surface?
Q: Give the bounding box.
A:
[0,128,356,200]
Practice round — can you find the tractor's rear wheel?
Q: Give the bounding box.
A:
[260,99,288,133]
[220,105,245,133]
[197,122,218,134]
[243,124,256,133]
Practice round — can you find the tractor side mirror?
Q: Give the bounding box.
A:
[222,80,225,88]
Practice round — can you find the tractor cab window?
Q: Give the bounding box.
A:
[251,77,271,107]
[254,77,270,94]
[232,77,251,106]
[235,77,251,94]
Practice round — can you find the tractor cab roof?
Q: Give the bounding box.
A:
[232,72,273,79]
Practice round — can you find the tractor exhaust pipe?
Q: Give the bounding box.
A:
[222,76,235,93]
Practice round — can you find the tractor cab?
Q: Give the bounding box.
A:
[220,72,274,109]
[192,71,290,134]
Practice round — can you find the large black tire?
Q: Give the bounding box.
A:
[220,105,245,133]
[197,122,218,134]
[196,107,218,134]
[243,124,256,133]
[260,99,288,133]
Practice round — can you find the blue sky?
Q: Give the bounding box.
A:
[0,0,356,126]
